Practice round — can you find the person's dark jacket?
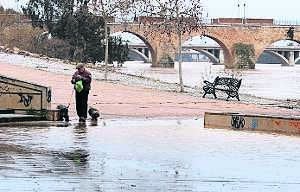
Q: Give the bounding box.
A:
[71,69,92,92]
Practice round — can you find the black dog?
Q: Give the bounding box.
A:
[88,107,100,121]
[56,105,70,122]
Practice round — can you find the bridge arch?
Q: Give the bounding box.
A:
[264,50,289,65]
[295,57,300,64]
[183,33,231,67]
[129,49,149,62]
[111,31,155,64]
[204,35,230,62]
[256,39,300,55]
[207,35,234,68]
[256,39,300,66]
[191,48,220,63]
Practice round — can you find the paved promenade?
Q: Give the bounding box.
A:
[1,58,300,119]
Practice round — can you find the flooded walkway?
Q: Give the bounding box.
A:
[1,53,300,191]
[1,119,300,192]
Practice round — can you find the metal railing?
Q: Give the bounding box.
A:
[203,17,300,26]
[274,19,300,26]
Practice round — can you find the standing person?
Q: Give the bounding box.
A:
[71,63,92,122]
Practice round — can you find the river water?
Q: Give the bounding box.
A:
[1,119,300,192]
[121,62,300,100]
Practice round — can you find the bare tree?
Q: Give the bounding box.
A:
[89,0,135,80]
[132,0,204,92]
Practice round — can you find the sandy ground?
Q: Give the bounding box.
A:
[1,59,300,119]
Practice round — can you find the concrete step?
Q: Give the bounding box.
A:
[0,108,15,114]
[0,114,45,123]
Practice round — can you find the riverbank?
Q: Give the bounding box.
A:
[0,52,299,119]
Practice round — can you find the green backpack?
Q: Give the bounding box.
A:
[75,80,84,93]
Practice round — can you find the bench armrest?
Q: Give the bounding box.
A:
[203,80,214,85]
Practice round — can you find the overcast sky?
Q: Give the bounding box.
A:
[203,0,299,21]
[0,0,299,21]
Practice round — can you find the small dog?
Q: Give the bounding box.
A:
[88,107,100,121]
[56,104,70,122]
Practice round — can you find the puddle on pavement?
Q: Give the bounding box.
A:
[1,118,300,192]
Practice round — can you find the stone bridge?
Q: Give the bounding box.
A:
[110,23,300,68]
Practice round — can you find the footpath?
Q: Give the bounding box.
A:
[1,53,300,119]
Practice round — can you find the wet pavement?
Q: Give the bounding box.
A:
[1,118,300,191]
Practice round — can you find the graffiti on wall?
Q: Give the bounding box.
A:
[0,84,10,96]
[231,115,245,129]
[18,94,33,107]
[0,83,25,96]
[273,120,282,127]
[272,119,300,130]
[251,118,258,129]
[47,89,51,103]
[289,121,300,130]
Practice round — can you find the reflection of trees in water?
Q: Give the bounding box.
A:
[60,149,89,165]
[0,142,90,173]
[73,123,89,147]
[0,122,100,176]
[71,123,91,167]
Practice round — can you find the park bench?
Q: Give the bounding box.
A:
[202,76,242,101]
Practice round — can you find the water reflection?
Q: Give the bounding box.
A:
[59,148,89,166]
[1,119,300,191]
[89,120,99,127]
[74,122,88,134]
[73,123,88,146]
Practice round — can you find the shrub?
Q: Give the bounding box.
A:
[233,43,255,69]
[0,24,42,51]
[34,37,72,59]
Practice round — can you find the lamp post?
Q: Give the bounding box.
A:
[243,3,246,24]
[237,2,240,18]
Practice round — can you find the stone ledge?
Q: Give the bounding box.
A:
[0,114,45,123]
[204,112,300,135]
[0,108,15,114]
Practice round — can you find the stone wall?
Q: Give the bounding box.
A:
[0,75,51,111]
[205,112,300,135]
